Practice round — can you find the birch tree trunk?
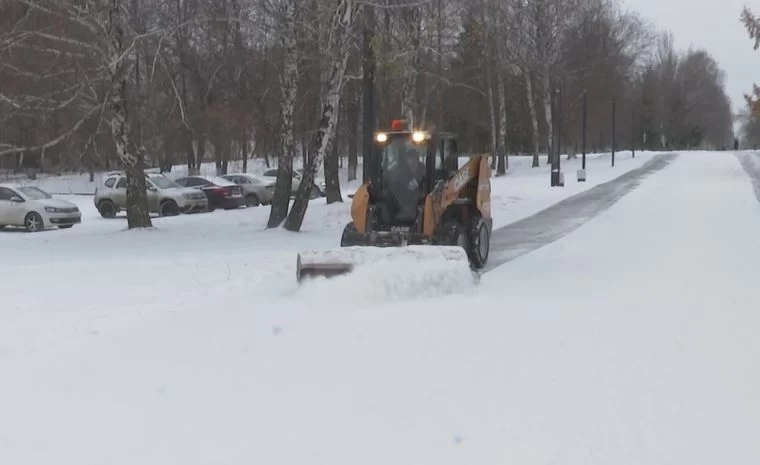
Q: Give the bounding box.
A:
[324,131,342,203]
[524,70,541,167]
[266,0,298,229]
[542,67,553,164]
[347,81,358,181]
[487,70,497,169]
[481,2,497,170]
[497,69,508,174]
[400,5,420,126]
[284,0,358,232]
[323,17,343,206]
[108,0,151,229]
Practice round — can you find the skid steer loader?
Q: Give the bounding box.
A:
[296,119,492,283]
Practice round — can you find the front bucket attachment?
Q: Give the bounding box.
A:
[296,253,354,283]
[295,245,471,284]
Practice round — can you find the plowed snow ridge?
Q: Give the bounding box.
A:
[294,256,479,305]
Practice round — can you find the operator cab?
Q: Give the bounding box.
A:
[368,119,460,227]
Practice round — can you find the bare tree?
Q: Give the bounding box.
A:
[284,0,359,231]
[266,0,298,228]
[1,0,152,227]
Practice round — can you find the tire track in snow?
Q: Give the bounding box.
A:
[483,153,679,272]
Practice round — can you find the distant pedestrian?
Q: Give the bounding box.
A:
[734,138,739,150]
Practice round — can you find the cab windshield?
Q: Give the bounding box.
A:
[380,137,428,174]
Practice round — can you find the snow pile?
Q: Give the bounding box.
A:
[295,246,479,305]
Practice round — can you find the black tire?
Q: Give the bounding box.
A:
[0,225,5,230]
[24,212,43,232]
[98,200,117,218]
[246,194,260,207]
[340,222,365,246]
[466,215,490,269]
[309,185,321,200]
[159,200,179,217]
[58,225,74,229]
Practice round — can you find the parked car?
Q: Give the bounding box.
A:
[0,183,81,232]
[296,169,327,197]
[174,175,245,211]
[94,171,209,218]
[261,168,326,197]
[220,173,275,207]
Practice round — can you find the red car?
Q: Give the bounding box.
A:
[174,175,246,211]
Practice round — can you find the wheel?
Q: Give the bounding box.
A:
[309,185,321,199]
[98,200,117,218]
[24,212,43,232]
[466,215,490,269]
[340,222,365,246]
[159,200,179,217]
[58,225,74,229]
[245,194,260,207]
[0,225,5,230]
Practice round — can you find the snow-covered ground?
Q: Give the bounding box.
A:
[5,150,758,464]
[0,152,658,353]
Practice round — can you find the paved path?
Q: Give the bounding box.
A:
[484,153,679,271]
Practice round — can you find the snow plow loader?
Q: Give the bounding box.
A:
[296,119,492,283]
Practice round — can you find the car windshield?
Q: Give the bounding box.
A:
[17,186,52,200]
[149,176,181,189]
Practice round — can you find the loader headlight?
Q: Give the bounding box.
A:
[375,133,388,143]
[412,131,427,143]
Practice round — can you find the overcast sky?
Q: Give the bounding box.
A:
[627,0,758,116]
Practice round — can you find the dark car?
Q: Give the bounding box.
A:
[174,175,245,211]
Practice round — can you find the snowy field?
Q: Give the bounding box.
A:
[3,150,759,464]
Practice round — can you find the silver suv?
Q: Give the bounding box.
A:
[94,171,209,218]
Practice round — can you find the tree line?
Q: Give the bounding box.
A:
[739,5,760,148]
[0,0,735,229]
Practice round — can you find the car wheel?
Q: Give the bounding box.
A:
[58,225,74,229]
[159,200,180,217]
[98,200,117,218]
[246,194,260,207]
[24,212,43,232]
[309,185,321,199]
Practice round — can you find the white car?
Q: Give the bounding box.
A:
[261,168,326,197]
[0,184,81,232]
